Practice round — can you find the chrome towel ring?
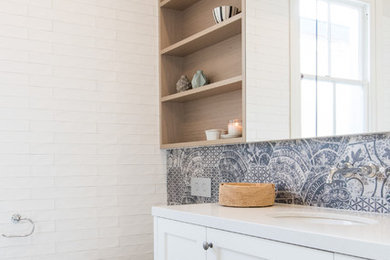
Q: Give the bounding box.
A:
[2,214,35,238]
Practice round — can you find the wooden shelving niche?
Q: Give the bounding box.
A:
[159,0,244,148]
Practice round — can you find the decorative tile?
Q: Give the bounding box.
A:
[167,133,390,214]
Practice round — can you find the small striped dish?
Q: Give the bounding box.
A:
[212,6,239,24]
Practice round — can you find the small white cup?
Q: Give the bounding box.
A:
[205,129,226,140]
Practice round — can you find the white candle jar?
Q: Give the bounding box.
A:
[228,119,242,136]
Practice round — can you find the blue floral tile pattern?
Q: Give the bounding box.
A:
[167,133,390,213]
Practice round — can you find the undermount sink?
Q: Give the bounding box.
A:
[270,212,377,226]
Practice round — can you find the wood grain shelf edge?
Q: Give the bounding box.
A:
[161,137,244,149]
[160,14,242,56]
[161,76,242,103]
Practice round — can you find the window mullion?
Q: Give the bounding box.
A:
[302,74,366,85]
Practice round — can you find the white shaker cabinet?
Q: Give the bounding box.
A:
[207,228,332,260]
[155,218,333,260]
[153,204,388,260]
[155,218,206,260]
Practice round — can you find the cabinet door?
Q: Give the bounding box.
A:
[155,218,206,260]
[334,254,368,260]
[207,228,333,260]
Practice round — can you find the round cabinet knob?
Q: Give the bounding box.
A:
[202,241,213,250]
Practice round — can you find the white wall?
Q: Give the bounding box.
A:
[0,0,166,259]
[377,0,390,132]
[383,0,390,17]
[245,0,291,142]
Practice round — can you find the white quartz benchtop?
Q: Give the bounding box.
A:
[152,203,390,260]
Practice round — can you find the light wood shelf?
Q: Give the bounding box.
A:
[159,0,244,148]
[161,76,242,103]
[161,137,244,149]
[161,13,242,57]
[160,0,200,10]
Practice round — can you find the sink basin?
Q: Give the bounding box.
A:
[270,212,377,226]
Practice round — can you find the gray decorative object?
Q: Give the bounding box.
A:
[167,132,390,214]
[191,70,208,88]
[176,75,192,93]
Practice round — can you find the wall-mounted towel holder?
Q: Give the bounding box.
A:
[2,214,35,238]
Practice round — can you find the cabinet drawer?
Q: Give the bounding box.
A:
[206,228,333,260]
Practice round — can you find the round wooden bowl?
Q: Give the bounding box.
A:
[219,183,275,207]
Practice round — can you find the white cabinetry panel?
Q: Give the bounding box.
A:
[154,217,371,260]
[207,228,333,260]
[155,218,206,260]
[334,254,368,260]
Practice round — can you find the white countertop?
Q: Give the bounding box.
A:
[152,203,390,259]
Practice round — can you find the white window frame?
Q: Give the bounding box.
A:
[290,0,377,138]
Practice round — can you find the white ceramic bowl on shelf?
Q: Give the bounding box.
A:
[205,129,226,140]
[212,6,239,24]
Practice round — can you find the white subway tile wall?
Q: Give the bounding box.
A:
[245,0,290,142]
[0,0,166,259]
[379,9,390,132]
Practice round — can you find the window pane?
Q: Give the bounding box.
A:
[301,79,317,138]
[317,0,329,22]
[317,0,329,76]
[300,0,317,75]
[335,83,366,134]
[300,0,317,20]
[317,81,334,136]
[330,3,362,80]
[299,0,368,138]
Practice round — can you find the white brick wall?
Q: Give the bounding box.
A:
[245,0,290,142]
[378,2,390,132]
[0,1,166,259]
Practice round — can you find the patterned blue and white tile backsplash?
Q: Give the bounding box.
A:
[167,133,390,213]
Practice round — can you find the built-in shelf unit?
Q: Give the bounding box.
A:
[159,0,244,149]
